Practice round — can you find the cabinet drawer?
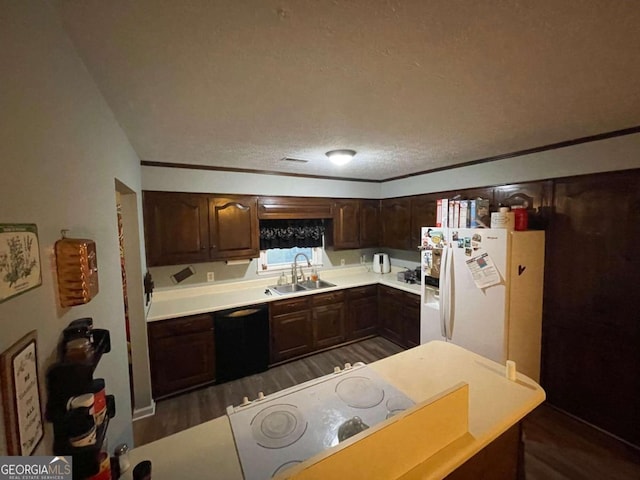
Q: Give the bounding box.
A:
[310,290,345,306]
[270,297,310,316]
[346,285,377,300]
[149,313,213,340]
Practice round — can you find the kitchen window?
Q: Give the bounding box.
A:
[258,219,325,272]
[259,246,323,273]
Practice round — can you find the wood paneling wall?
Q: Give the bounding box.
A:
[542,170,640,447]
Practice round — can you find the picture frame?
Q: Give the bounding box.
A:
[0,330,44,456]
[0,224,42,303]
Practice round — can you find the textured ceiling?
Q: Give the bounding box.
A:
[53,0,640,181]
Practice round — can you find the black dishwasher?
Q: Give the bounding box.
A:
[213,303,269,383]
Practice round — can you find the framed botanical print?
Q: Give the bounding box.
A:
[0,224,42,303]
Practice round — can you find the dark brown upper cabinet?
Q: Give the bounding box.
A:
[209,196,259,260]
[143,191,259,266]
[410,194,438,249]
[330,199,380,250]
[332,200,360,249]
[143,191,210,266]
[359,199,380,248]
[381,197,412,250]
[494,181,553,229]
[258,196,333,219]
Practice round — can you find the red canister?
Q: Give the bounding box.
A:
[91,379,107,426]
[512,206,528,231]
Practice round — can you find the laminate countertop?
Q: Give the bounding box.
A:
[147,266,421,322]
[122,341,545,480]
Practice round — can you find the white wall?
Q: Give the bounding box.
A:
[142,166,381,198]
[382,133,640,198]
[0,3,143,452]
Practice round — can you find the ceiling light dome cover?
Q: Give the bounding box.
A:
[326,149,356,165]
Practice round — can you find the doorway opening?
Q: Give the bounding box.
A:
[115,180,154,420]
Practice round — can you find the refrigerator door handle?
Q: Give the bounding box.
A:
[444,247,454,340]
[439,246,449,338]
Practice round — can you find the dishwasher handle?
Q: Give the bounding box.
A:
[221,308,261,318]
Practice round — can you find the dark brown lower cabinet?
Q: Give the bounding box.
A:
[270,286,384,364]
[311,290,346,349]
[378,285,405,345]
[378,285,420,348]
[148,313,216,399]
[346,285,379,340]
[404,293,421,348]
[270,297,314,364]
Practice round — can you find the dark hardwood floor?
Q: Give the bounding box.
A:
[133,337,640,479]
[523,404,640,479]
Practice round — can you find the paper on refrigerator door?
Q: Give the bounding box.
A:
[465,252,501,288]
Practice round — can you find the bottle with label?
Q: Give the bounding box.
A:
[490,206,515,230]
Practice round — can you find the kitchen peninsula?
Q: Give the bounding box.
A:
[123,341,544,479]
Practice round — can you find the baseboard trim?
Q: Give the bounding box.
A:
[132,400,156,421]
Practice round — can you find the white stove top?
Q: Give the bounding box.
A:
[226,363,414,480]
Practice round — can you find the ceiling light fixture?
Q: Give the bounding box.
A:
[326,149,356,166]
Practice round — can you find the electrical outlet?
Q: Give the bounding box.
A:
[207,272,215,282]
[340,258,345,266]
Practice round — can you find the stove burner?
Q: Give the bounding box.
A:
[385,394,414,418]
[272,460,301,477]
[335,376,384,408]
[250,404,307,449]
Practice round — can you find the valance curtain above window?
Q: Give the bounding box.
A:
[259,219,325,249]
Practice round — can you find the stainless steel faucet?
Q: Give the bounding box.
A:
[291,253,311,284]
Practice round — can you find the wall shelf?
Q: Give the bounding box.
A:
[45,325,116,480]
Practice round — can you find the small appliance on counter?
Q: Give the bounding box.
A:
[372,253,390,274]
[397,267,421,284]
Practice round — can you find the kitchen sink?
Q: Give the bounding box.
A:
[269,284,307,295]
[267,279,336,296]
[298,279,336,290]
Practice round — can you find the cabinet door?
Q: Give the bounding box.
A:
[493,180,553,229]
[378,286,404,346]
[359,200,380,248]
[143,191,210,266]
[148,315,215,398]
[381,197,411,250]
[410,194,438,248]
[313,303,346,349]
[403,293,421,348]
[333,200,360,249]
[346,293,379,340]
[270,311,313,363]
[258,196,333,219]
[209,196,259,260]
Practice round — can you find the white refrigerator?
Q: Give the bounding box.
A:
[420,227,545,381]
